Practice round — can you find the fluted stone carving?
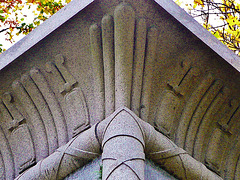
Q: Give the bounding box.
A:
[30,68,68,146]
[90,3,158,122]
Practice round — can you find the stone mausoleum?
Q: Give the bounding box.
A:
[0,0,240,179]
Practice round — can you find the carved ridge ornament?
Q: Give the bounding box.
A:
[15,107,221,180]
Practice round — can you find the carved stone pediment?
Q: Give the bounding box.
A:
[0,0,239,179]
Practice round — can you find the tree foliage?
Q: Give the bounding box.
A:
[1,0,240,55]
[176,0,240,55]
[0,0,71,53]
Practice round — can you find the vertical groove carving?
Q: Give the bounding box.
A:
[0,127,14,179]
[168,58,191,91]
[205,97,240,175]
[235,155,240,179]
[184,79,223,155]
[0,152,5,179]
[167,55,201,97]
[46,55,77,95]
[2,92,36,175]
[154,57,200,140]
[90,24,105,121]
[175,73,214,148]
[46,54,90,140]
[45,55,77,95]
[224,139,240,179]
[131,19,147,116]
[193,87,229,161]
[114,3,135,109]
[45,61,66,92]
[0,105,14,179]
[102,15,115,117]
[140,27,158,121]
[217,98,240,171]
[217,98,239,135]
[21,74,58,155]
[205,128,229,174]
[12,80,49,161]
[30,68,68,146]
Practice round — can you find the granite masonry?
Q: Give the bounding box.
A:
[0,0,240,179]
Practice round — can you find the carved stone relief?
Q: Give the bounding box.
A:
[30,68,68,146]
[15,107,222,180]
[0,92,35,176]
[45,54,90,138]
[12,79,49,161]
[0,54,91,178]
[89,2,158,123]
[65,88,90,137]
[154,57,201,138]
[3,92,36,174]
[0,1,239,179]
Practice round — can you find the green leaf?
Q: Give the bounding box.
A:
[213,31,221,39]
[0,15,5,22]
[28,23,34,28]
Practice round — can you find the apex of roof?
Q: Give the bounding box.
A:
[0,0,239,71]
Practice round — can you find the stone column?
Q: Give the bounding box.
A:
[97,108,145,180]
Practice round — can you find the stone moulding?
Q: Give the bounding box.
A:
[15,107,222,180]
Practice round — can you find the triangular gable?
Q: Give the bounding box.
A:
[0,0,240,71]
[0,0,239,179]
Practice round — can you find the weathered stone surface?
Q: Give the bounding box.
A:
[114,3,135,109]
[15,107,222,180]
[0,0,239,179]
[102,15,115,117]
[66,158,177,180]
